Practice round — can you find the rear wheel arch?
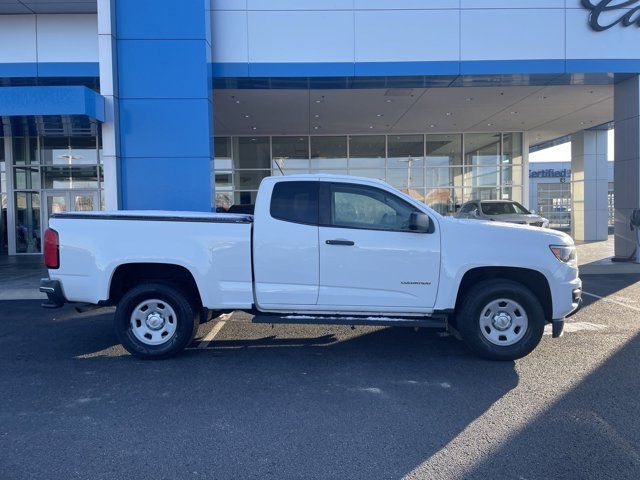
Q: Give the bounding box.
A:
[453,266,553,322]
[108,262,203,309]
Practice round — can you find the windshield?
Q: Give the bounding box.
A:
[481,201,530,216]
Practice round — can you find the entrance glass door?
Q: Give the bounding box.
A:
[45,190,99,224]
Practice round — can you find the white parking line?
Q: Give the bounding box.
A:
[198,314,231,349]
[582,291,640,313]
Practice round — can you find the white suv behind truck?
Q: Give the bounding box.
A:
[40,175,582,361]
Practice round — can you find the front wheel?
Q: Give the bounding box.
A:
[456,279,546,361]
[114,282,199,360]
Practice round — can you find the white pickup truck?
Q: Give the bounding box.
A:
[40,174,582,361]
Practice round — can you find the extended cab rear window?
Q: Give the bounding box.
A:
[270,181,319,225]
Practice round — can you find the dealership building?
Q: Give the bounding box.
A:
[0,0,639,259]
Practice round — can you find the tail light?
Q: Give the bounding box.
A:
[44,228,59,269]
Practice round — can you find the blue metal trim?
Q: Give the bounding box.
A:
[459,60,566,75]
[249,62,355,77]
[213,58,640,80]
[0,62,99,78]
[355,61,460,76]
[566,59,640,73]
[0,86,105,121]
[0,63,38,77]
[37,62,100,77]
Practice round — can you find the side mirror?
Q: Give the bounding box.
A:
[410,212,433,233]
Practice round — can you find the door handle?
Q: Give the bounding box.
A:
[326,239,355,246]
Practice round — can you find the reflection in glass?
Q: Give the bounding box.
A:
[12,137,38,165]
[464,166,500,188]
[234,170,269,190]
[311,136,347,169]
[425,188,462,216]
[233,137,270,169]
[349,135,385,168]
[15,192,41,253]
[272,137,309,171]
[1,194,7,254]
[387,135,424,167]
[214,137,231,158]
[47,194,68,222]
[41,137,98,165]
[503,133,523,165]
[465,133,501,166]
[14,167,41,190]
[73,194,96,211]
[42,166,99,189]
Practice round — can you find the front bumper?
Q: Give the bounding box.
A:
[551,287,582,338]
[39,278,66,308]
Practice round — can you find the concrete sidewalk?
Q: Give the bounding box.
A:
[577,235,640,275]
[0,255,46,301]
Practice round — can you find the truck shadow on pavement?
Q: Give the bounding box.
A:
[1,301,521,480]
[463,331,640,480]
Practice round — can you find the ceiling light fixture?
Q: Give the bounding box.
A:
[445,112,452,116]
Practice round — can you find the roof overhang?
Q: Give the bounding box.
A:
[0,86,105,122]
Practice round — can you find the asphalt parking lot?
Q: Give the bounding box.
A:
[1,274,639,480]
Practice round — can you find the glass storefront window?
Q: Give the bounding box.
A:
[349,135,385,168]
[465,133,501,166]
[234,170,269,190]
[214,136,231,159]
[15,192,40,253]
[42,166,99,189]
[1,194,7,254]
[215,192,233,212]
[14,167,41,190]
[388,135,424,167]
[349,168,385,181]
[235,191,257,206]
[213,132,525,216]
[272,136,309,171]
[12,137,38,165]
[425,188,462,216]
[215,172,233,189]
[41,137,98,165]
[233,137,270,169]
[503,133,523,165]
[311,136,347,169]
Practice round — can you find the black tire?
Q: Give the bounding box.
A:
[456,279,545,361]
[114,282,199,360]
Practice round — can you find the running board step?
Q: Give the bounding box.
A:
[251,314,446,329]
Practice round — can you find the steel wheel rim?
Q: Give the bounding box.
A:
[479,298,528,347]
[130,299,178,346]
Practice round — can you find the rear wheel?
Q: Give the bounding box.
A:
[456,279,545,361]
[114,282,199,360]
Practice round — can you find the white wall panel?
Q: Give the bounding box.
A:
[248,0,353,10]
[247,10,354,63]
[0,15,36,63]
[36,14,98,62]
[355,10,459,62]
[354,0,459,9]
[566,9,640,60]
[461,9,565,60]
[461,0,564,7]
[211,0,247,10]
[212,10,248,63]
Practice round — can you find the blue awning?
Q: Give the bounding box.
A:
[0,86,105,122]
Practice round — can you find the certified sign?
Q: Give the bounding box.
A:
[582,0,640,31]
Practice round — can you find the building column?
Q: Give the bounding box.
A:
[98,0,213,211]
[614,75,640,259]
[571,129,609,242]
[97,0,121,210]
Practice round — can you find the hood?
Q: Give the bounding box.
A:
[442,216,573,246]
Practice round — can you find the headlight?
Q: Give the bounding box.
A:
[550,245,577,267]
